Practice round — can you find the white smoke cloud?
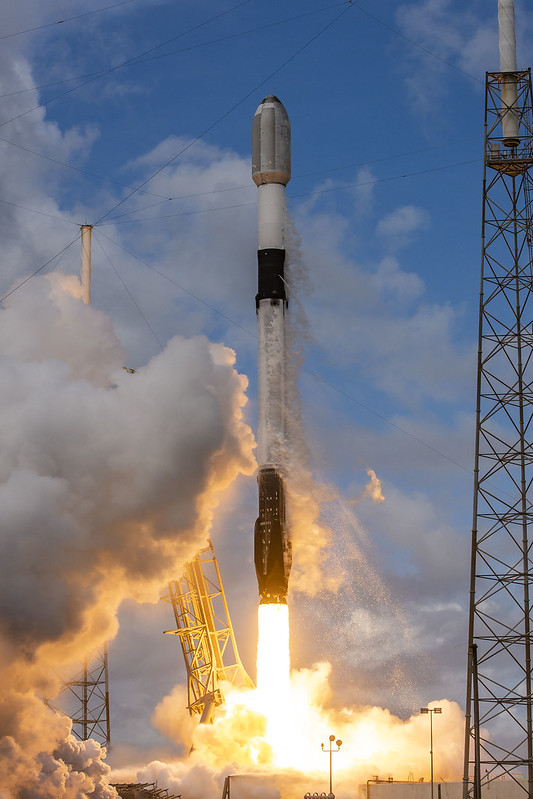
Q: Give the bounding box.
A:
[0,271,255,795]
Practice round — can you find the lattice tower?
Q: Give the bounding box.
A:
[49,645,111,747]
[463,69,533,799]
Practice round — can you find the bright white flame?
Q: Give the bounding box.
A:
[256,603,290,696]
[255,603,291,761]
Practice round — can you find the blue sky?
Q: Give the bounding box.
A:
[1,0,533,778]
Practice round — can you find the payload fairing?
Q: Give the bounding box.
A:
[252,95,292,605]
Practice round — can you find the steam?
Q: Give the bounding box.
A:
[351,469,386,505]
[282,221,340,595]
[0,272,255,797]
[148,668,465,799]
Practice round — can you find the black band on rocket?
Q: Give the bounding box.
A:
[256,248,286,307]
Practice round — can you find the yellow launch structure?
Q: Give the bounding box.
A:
[164,541,254,723]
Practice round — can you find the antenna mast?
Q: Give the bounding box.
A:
[54,226,111,748]
[463,2,533,797]
[81,224,92,305]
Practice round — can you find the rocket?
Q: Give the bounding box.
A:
[252,95,292,605]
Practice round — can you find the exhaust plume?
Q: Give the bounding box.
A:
[0,271,255,797]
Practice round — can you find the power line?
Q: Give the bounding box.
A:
[0,159,477,304]
[0,236,79,303]
[100,136,479,223]
[97,157,479,226]
[353,3,483,85]
[0,196,80,226]
[0,130,478,216]
[96,230,472,474]
[0,2,349,100]
[0,0,136,42]
[94,2,355,224]
[94,233,163,348]
[0,134,171,200]
[96,230,256,339]
[0,0,256,131]
[304,369,471,473]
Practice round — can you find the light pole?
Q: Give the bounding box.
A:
[321,733,342,796]
[420,707,442,799]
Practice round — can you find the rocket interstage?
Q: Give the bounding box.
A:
[252,95,292,605]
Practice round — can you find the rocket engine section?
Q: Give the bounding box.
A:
[252,95,292,606]
[254,466,292,604]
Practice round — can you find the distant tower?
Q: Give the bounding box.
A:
[463,2,533,798]
[66,645,111,746]
[54,226,111,749]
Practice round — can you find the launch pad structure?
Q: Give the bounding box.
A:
[164,541,254,723]
[463,30,533,799]
[113,782,181,799]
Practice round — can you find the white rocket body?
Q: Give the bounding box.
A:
[256,182,287,467]
[498,0,520,147]
[252,96,292,605]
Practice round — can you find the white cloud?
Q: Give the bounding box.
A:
[373,256,424,301]
[376,204,430,249]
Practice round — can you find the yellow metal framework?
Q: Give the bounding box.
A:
[164,541,254,722]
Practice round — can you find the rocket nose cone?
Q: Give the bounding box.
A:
[257,95,288,116]
[252,95,291,186]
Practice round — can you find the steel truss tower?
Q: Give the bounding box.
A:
[464,68,533,799]
[51,645,111,747]
[164,542,254,723]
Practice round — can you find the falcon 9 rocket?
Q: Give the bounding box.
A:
[252,95,292,606]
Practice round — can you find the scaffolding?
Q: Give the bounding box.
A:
[113,782,180,799]
[463,69,533,799]
[164,541,254,722]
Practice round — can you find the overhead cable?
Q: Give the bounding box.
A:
[0,0,255,130]
[97,158,480,226]
[0,236,79,303]
[0,2,349,99]
[94,233,163,348]
[0,0,136,42]
[101,138,479,223]
[353,4,483,85]
[94,2,355,224]
[97,230,472,475]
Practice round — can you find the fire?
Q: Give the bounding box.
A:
[255,603,291,763]
[256,604,291,702]
[251,604,353,774]
[175,605,465,791]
